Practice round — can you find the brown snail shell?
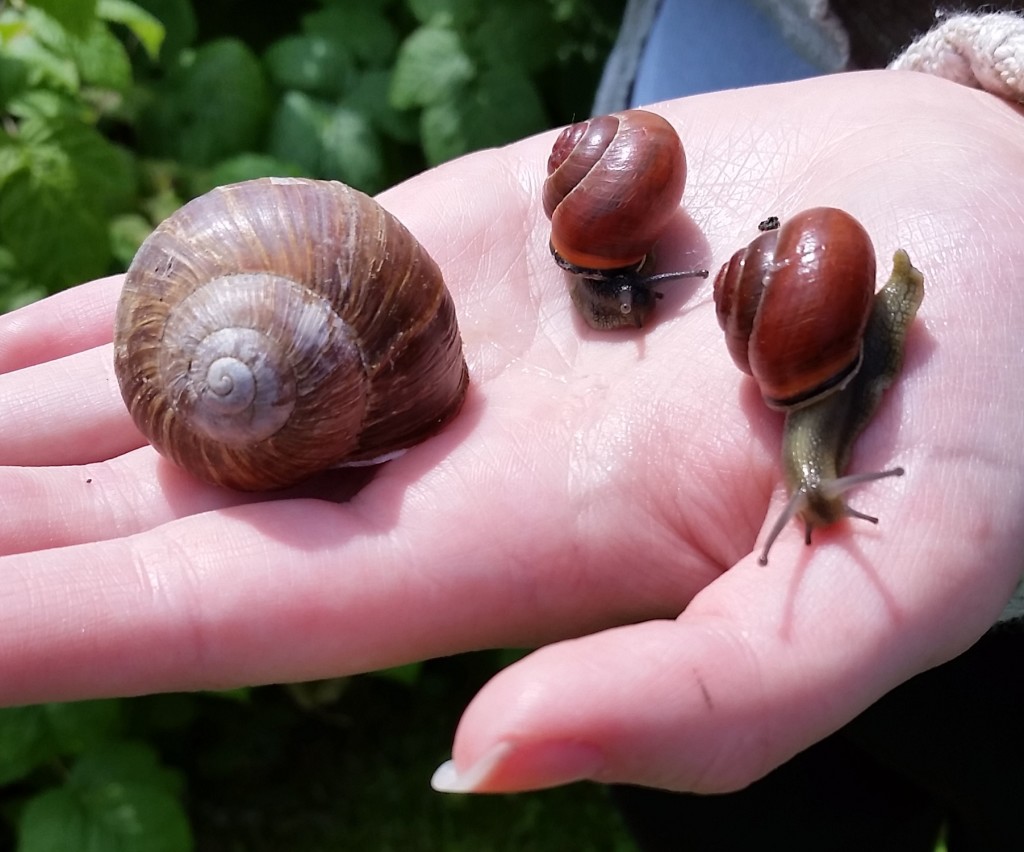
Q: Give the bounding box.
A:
[542,109,707,329]
[713,207,876,410]
[113,177,469,491]
[713,208,925,564]
[543,109,687,273]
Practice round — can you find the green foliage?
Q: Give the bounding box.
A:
[0,658,635,850]
[0,2,147,308]
[391,0,560,164]
[138,37,270,166]
[19,743,191,852]
[0,700,191,851]
[0,0,619,306]
[0,1,625,847]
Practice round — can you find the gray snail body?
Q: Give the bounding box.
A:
[713,208,924,563]
[114,177,469,491]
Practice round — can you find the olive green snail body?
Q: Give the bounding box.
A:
[113,177,469,491]
[713,208,924,564]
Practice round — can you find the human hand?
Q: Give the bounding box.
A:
[0,70,1020,794]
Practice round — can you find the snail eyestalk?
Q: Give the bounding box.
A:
[757,466,906,566]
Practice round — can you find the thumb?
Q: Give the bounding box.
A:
[430,553,989,794]
[432,617,813,794]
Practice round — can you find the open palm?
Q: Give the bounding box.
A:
[0,71,1020,794]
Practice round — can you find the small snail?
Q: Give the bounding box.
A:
[713,207,924,564]
[543,109,708,329]
[113,177,469,491]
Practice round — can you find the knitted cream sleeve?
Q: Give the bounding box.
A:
[889,11,1024,102]
[891,11,1024,625]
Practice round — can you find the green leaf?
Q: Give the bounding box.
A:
[266,90,330,177]
[5,6,134,96]
[108,212,152,269]
[0,706,55,785]
[97,0,165,61]
[25,0,97,37]
[0,136,25,184]
[0,700,122,786]
[301,4,398,66]
[69,741,182,793]
[263,33,353,97]
[44,700,123,755]
[68,17,132,91]
[389,24,474,109]
[204,687,252,704]
[18,742,191,852]
[189,153,305,197]
[420,64,546,164]
[0,48,31,108]
[0,99,135,290]
[371,661,423,685]
[139,38,269,167]
[265,93,386,191]
[406,0,478,27]
[1,174,110,288]
[2,10,79,94]
[320,105,386,193]
[10,92,137,209]
[130,0,195,63]
[471,0,561,74]
[344,68,419,145]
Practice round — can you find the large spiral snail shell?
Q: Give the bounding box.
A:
[113,177,469,491]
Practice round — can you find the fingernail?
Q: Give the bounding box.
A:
[431,740,604,793]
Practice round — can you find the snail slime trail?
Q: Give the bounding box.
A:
[113,177,469,491]
[543,109,708,329]
[713,208,924,564]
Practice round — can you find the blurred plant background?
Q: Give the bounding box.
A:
[0,0,634,849]
[0,0,621,307]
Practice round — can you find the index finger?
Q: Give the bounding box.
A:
[0,275,123,374]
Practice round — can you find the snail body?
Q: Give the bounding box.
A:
[114,177,469,491]
[543,109,707,329]
[713,208,924,563]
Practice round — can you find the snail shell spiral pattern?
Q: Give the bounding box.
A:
[114,177,469,491]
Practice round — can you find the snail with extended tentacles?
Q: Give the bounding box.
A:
[713,207,924,564]
[114,177,469,491]
[543,109,708,329]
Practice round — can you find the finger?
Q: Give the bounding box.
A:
[430,538,1012,796]
[0,498,559,705]
[0,275,122,374]
[431,405,1024,797]
[0,447,380,557]
[0,344,144,466]
[0,448,239,555]
[0,404,716,707]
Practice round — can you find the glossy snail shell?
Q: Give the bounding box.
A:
[713,207,876,410]
[543,109,687,273]
[113,177,469,491]
[713,208,925,564]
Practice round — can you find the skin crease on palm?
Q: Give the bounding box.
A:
[0,70,1022,795]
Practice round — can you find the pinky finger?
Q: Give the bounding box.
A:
[0,275,123,374]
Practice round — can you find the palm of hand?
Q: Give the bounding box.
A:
[0,71,1020,793]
